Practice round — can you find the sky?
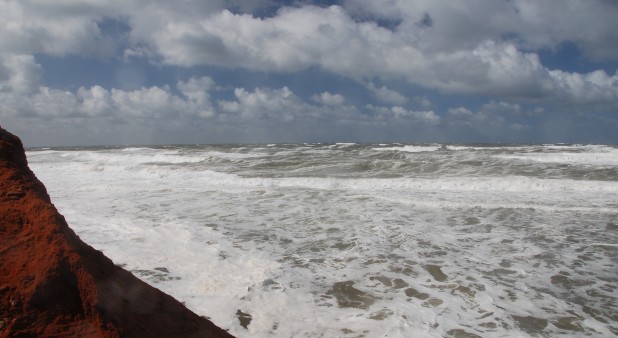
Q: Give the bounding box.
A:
[0,0,617,146]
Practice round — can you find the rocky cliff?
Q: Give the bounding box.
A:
[0,126,233,337]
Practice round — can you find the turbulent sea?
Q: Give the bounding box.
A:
[27,143,618,337]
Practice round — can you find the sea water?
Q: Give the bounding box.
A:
[26,144,618,337]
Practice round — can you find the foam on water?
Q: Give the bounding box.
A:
[26,144,618,337]
[498,150,618,166]
[373,145,442,152]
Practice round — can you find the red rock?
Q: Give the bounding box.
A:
[0,126,234,337]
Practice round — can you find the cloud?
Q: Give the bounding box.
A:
[342,0,618,60]
[446,106,496,128]
[150,6,377,71]
[1,1,616,107]
[177,76,217,115]
[0,56,217,121]
[0,54,41,94]
[366,105,440,125]
[223,86,298,121]
[431,41,618,106]
[390,106,440,125]
[548,69,618,104]
[0,1,117,57]
[446,100,548,132]
[220,87,351,122]
[0,53,342,133]
[312,92,345,106]
[0,55,443,143]
[0,72,221,144]
[481,101,522,115]
[365,82,408,105]
[139,5,617,105]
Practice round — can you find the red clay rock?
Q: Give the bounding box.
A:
[0,126,233,337]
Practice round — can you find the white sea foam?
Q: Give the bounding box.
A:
[65,150,207,165]
[493,144,618,166]
[26,144,618,338]
[121,147,154,152]
[26,149,62,156]
[154,170,617,195]
[373,145,442,152]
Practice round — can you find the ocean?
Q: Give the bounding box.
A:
[26,143,618,337]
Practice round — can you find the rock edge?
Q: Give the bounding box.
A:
[0,126,233,337]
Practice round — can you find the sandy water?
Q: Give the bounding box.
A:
[27,143,618,337]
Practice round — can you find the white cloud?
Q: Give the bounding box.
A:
[549,69,618,104]
[77,85,114,116]
[447,104,514,129]
[139,5,617,105]
[0,54,351,135]
[391,106,440,124]
[1,1,616,107]
[0,1,117,57]
[365,82,408,105]
[0,58,217,121]
[221,86,335,122]
[481,101,522,115]
[312,92,345,106]
[150,6,381,71]
[232,87,296,121]
[177,76,216,113]
[447,107,474,117]
[367,104,440,125]
[0,54,41,94]
[342,0,618,60]
[107,86,184,118]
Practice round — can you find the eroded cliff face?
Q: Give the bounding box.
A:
[0,127,233,337]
